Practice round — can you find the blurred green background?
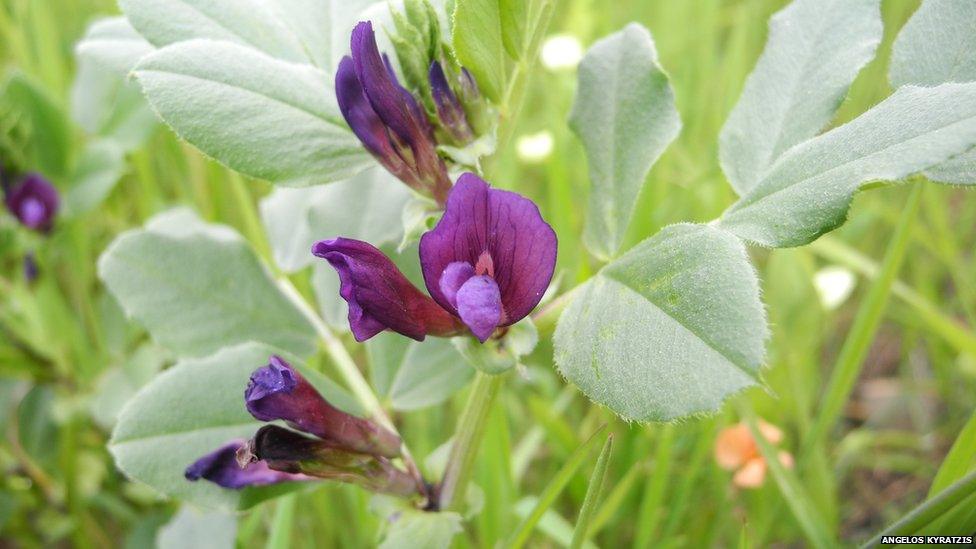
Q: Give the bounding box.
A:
[4,0,976,546]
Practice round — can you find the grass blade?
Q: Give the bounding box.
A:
[505,424,608,549]
[861,470,976,547]
[570,434,614,549]
[739,403,833,549]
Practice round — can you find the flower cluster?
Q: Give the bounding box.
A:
[187,356,419,498]
[337,21,485,204]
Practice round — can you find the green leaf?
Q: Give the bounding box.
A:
[379,509,463,549]
[272,0,384,72]
[890,0,976,88]
[157,506,237,549]
[119,0,311,64]
[110,342,357,510]
[98,208,316,358]
[554,224,767,422]
[453,0,506,102]
[569,23,681,260]
[74,16,155,74]
[890,0,976,185]
[719,83,976,248]
[63,140,127,216]
[719,0,882,195]
[89,344,168,431]
[71,49,157,151]
[499,0,528,59]
[366,331,473,411]
[133,39,372,187]
[260,168,410,273]
[921,411,976,534]
[2,72,72,180]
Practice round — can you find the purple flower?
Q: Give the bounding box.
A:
[314,173,557,343]
[245,356,402,458]
[4,173,59,232]
[184,439,309,489]
[337,22,452,203]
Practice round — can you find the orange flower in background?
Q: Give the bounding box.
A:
[715,420,794,489]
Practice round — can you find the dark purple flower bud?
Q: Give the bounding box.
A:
[4,173,59,232]
[184,439,308,489]
[249,425,419,498]
[338,21,452,203]
[314,174,557,343]
[419,174,557,341]
[429,61,473,143]
[245,356,403,458]
[23,252,38,282]
[311,238,464,342]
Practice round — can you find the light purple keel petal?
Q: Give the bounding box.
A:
[438,261,475,308]
[455,275,502,342]
[185,440,307,489]
[4,173,59,232]
[312,237,462,342]
[245,356,402,458]
[419,173,557,326]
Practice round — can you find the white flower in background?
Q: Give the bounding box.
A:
[541,34,584,70]
[813,266,857,310]
[516,131,554,163]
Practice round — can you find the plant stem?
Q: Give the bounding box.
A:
[860,469,976,548]
[275,276,425,494]
[438,371,504,512]
[802,183,923,457]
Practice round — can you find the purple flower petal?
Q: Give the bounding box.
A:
[184,439,307,489]
[336,57,398,163]
[245,356,402,458]
[419,173,557,326]
[312,237,462,341]
[455,275,502,342]
[438,261,475,309]
[351,22,425,147]
[4,173,59,232]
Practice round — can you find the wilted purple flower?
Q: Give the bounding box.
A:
[314,173,557,343]
[337,22,452,203]
[245,356,402,458]
[184,439,309,489]
[246,425,417,497]
[3,173,59,232]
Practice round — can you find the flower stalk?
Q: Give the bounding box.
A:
[436,370,504,511]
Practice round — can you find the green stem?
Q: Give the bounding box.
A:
[275,277,425,492]
[860,470,976,548]
[802,183,924,457]
[438,371,504,512]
